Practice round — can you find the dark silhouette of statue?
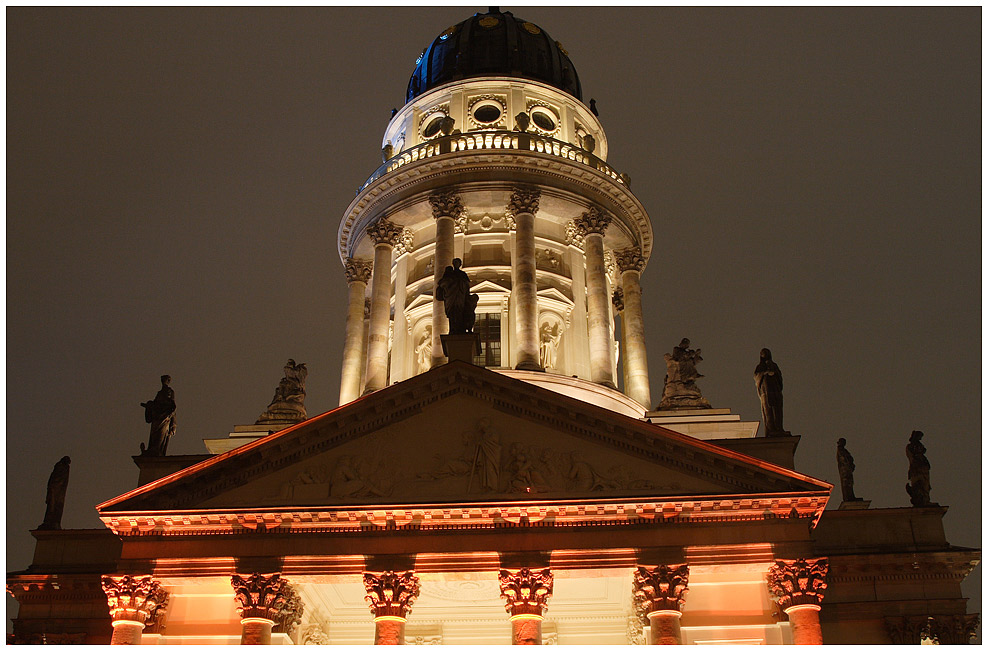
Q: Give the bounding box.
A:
[905,430,934,507]
[436,258,479,334]
[38,456,71,530]
[140,375,176,456]
[657,338,711,410]
[257,359,308,425]
[754,348,787,436]
[836,438,862,502]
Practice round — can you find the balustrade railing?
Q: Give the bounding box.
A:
[357,132,628,194]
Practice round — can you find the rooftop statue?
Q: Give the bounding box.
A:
[657,338,711,410]
[37,456,71,530]
[905,430,934,507]
[257,359,308,425]
[436,258,479,334]
[140,375,176,456]
[754,348,789,436]
[836,438,863,503]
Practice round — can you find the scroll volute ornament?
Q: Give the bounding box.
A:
[506,188,541,218]
[344,258,373,284]
[573,206,612,236]
[101,575,168,625]
[363,571,421,619]
[613,246,646,273]
[499,568,554,617]
[428,191,465,220]
[366,218,404,247]
[632,564,689,619]
[231,573,290,622]
[767,558,829,611]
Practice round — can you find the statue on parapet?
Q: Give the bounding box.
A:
[657,338,711,410]
[754,348,789,436]
[836,438,863,503]
[38,456,71,530]
[140,375,176,456]
[257,359,308,425]
[905,430,934,507]
[436,258,478,334]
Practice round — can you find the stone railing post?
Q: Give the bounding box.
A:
[101,575,168,645]
[632,564,689,645]
[573,207,614,386]
[767,558,829,645]
[364,218,403,393]
[231,572,297,645]
[499,568,554,645]
[507,189,543,372]
[429,191,464,368]
[364,570,421,645]
[339,258,374,405]
[613,247,650,409]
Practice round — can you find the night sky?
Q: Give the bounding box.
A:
[7,7,981,631]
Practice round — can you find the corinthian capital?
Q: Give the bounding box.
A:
[573,206,612,236]
[499,568,554,617]
[101,575,168,626]
[506,188,541,217]
[231,573,291,622]
[767,558,829,611]
[428,191,465,220]
[364,571,421,619]
[632,564,689,621]
[366,218,403,247]
[614,247,646,273]
[344,258,373,284]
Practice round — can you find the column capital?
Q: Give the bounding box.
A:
[231,572,295,623]
[573,206,612,236]
[344,258,374,284]
[612,287,624,312]
[614,246,646,273]
[927,614,981,645]
[364,570,421,620]
[632,564,689,620]
[767,557,829,612]
[506,188,541,217]
[428,190,465,220]
[499,567,553,618]
[366,217,403,247]
[101,574,168,628]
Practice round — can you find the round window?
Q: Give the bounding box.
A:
[531,108,557,132]
[423,115,445,138]
[473,103,502,125]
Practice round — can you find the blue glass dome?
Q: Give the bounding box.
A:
[406,9,583,103]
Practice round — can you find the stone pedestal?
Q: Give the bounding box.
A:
[441,333,481,364]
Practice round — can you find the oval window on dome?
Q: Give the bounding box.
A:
[473,103,502,125]
[423,114,445,139]
[529,106,558,134]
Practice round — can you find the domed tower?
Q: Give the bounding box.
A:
[337,9,654,415]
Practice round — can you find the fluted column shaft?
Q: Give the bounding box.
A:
[615,248,650,408]
[576,208,613,385]
[429,192,463,368]
[340,259,373,405]
[364,219,402,393]
[508,189,543,371]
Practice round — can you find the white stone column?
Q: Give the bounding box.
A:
[574,207,614,386]
[614,247,651,409]
[102,575,168,646]
[339,258,373,405]
[429,191,464,368]
[392,235,412,383]
[508,188,543,371]
[364,218,402,394]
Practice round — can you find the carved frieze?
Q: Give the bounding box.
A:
[231,573,292,622]
[613,247,646,273]
[632,564,690,618]
[364,571,421,619]
[572,206,611,237]
[767,558,829,611]
[101,575,168,627]
[499,568,553,617]
[344,258,373,284]
[505,188,541,217]
[366,218,403,247]
[428,191,465,220]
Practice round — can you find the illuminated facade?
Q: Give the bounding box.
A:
[7,9,979,645]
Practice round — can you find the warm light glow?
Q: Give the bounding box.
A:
[509,614,544,622]
[647,610,684,618]
[240,617,276,625]
[783,604,822,614]
[110,619,145,629]
[373,616,408,623]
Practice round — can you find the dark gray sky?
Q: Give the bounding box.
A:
[7,6,981,628]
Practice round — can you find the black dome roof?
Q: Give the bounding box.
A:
[406,9,582,103]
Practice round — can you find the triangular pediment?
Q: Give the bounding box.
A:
[98,362,830,515]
